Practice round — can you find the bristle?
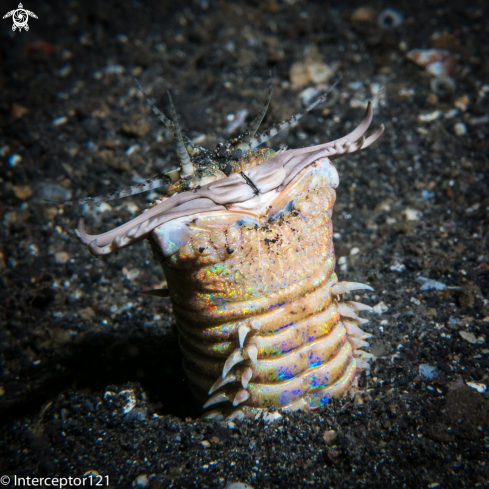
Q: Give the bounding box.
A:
[203,391,232,409]
[222,348,245,378]
[332,281,374,295]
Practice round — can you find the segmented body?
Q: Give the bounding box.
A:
[68,82,384,419]
[148,157,373,419]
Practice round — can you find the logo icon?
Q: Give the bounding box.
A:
[3,3,38,32]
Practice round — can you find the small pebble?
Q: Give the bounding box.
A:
[454,95,469,111]
[418,278,446,291]
[404,208,421,221]
[104,64,125,75]
[348,81,363,90]
[262,411,282,423]
[40,183,72,201]
[444,108,459,119]
[90,202,112,214]
[123,267,140,280]
[453,122,467,136]
[459,331,485,345]
[12,103,28,119]
[126,144,140,156]
[419,364,438,380]
[351,7,376,22]
[200,440,211,448]
[466,382,487,394]
[53,116,68,126]
[417,190,435,202]
[390,263,406,272]
[58,65,72,77]
[469,115,489,125]
[418,110,441,123]
[323,430,337,444]
[83,471,100,478]
[118,389,137,414]
[13,185,32,200]
[133,475,149,488]
[373,302,389,314]
[121,122,150,138]
[290,61,310,87]
[8,154,22,166]
[54,252,70,264]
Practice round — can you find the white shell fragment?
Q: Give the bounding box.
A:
[454,122,467,136]
[419,364,438,380]
[372,302,389,314]
[466,382,487,394]
[418,277,447,291]
[261,411,283,423]
[459,331,485,345]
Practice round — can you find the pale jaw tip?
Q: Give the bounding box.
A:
[245,345,258,365]
[233,389,250,407]
[238,324,251,349]
[349,338,370,350]
[201,409,224,420]
[203,391,229,409]
[332,281,374,296]
[338,304,360,321]
[226,408,246,421]
[344,301,374,312]
[354,350,376,361]
[250,319,261,330]
[209,371,236,395]
[222,349,245,379]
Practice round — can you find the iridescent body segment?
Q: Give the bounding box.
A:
[70,82,384,419]
[149,159,370,418]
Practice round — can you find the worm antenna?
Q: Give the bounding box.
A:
[238,75,273,150]
[167,91,195,177]
[135,79,198,156]
[46,174,172,207]
[135,79,173,129]
[249,77,341,149]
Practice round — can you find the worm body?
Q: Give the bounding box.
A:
[71,86,384,418]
